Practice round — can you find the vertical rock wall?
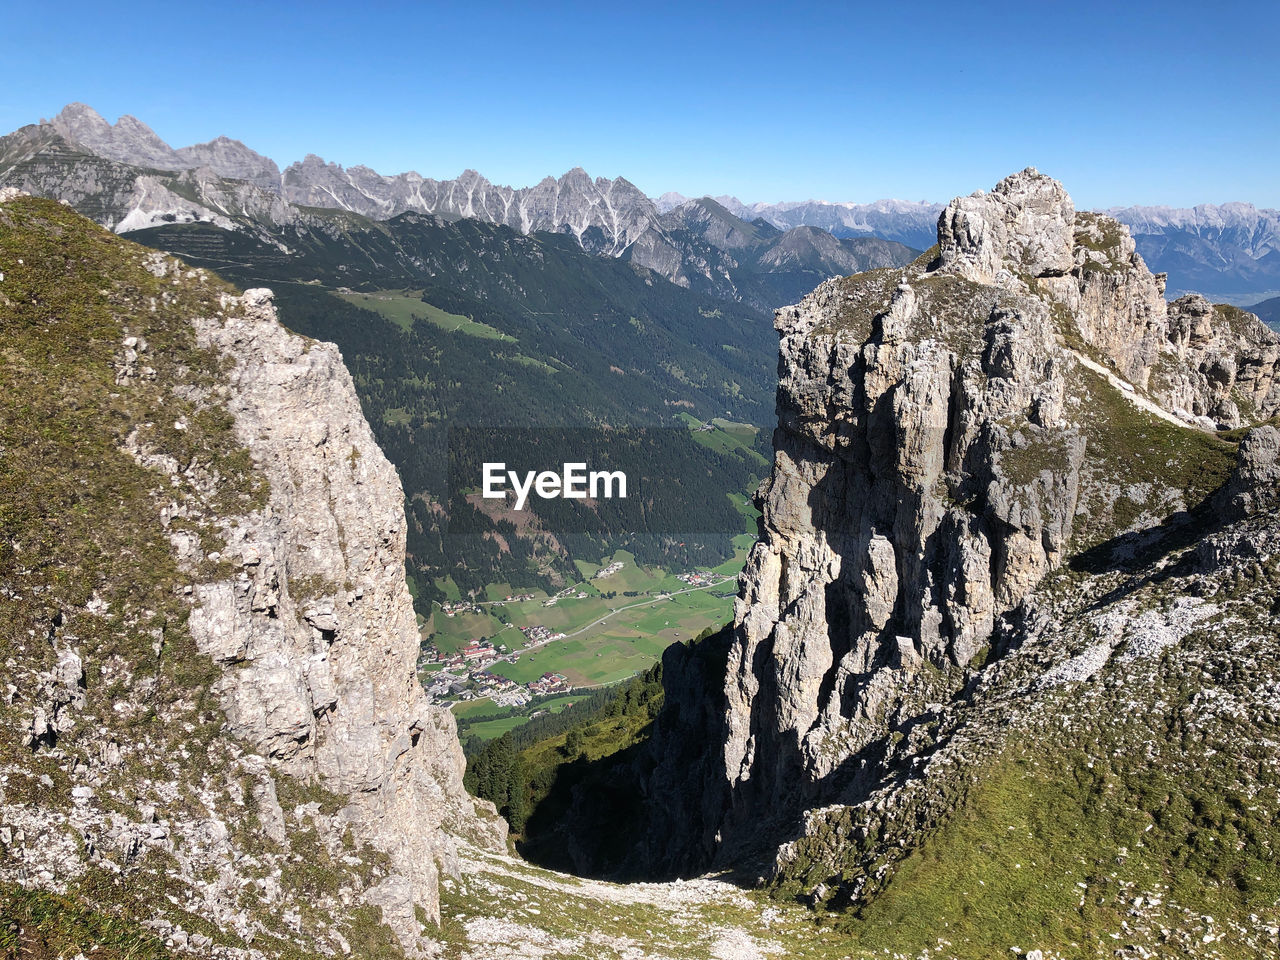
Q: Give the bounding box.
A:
[176,282,506,949]
[662,169,1280,870]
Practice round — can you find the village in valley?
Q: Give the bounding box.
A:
[417,551,743,731]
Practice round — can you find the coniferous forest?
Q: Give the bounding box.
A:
[130,214,777,605]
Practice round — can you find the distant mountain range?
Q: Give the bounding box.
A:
[1246,295,1280,330]
[3,104,916,311]
[656,190,944,250]
[6,103,1278,305]
[1104,203,1280,301]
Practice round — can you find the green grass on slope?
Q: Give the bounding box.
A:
[0,885,171,960]
[0,197,416,959]
[332,288,513,340]
[0,196,261,778]
[842,638,1280,959]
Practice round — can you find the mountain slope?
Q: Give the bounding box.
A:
[1245,294,1280,329]
[513,170,1280,957]
[627,198,918,309]
[1107,201,1280,301]
[123,210,776,601]
[0,193,504,956]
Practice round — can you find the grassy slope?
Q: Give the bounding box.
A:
[842,614,1280,958]
[0,198,407,958]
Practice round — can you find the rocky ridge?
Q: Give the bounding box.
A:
[0,195,503,957]
[549,172,1280,958]
[716,168,1279,847]
[2,105,918,311]
[17,104,1280,301]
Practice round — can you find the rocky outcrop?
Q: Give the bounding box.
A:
[938,168,1076,283]
[719,224,1085,844]
[0,197,503,958]
[169,278,507,947]
[622,169,1280,878]
[936,168,1280,429]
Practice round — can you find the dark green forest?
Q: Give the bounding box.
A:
[463,662,667,836]
[129,214,777,606]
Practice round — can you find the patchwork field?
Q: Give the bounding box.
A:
[427,550,742,686]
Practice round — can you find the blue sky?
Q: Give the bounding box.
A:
[2,0,1277,208]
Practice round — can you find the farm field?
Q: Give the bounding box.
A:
[425,545,748,687]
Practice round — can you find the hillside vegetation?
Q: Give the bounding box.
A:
[128,216,775,605]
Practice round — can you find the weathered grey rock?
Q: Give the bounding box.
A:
[629,169,1280,880]
[721,261,1085,824]
[1223,425,1280,516]
[50,103,183,170]
[174,283,505,948]
[938,167,1075,284]
[175,136,282,192]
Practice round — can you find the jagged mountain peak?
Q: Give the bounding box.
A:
[50,101,181,170]
[597,170,1280,898]
[53,100,107,124]
[174,135,281,191]
[937,166,1076,284]
[654,189,690,212]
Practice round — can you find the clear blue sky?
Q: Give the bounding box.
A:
[2,0,1277,208]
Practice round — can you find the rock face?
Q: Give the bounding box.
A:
[181,282,506,943]
[176,136,283,192]
[626,169,1280,876]
[0,196,503,958]
[49,102,185,170]
[938,168,1076,282]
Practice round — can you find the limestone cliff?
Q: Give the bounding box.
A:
[616,170,1280,888]
[0,195,503,957]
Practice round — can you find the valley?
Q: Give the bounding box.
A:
[4,80,1280,960]
[428,485,758,741]
[429,544,745,737]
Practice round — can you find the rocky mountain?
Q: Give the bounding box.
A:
[522,170,1280,956]
[1107,201,1280,301]
[1247,294,1280,329]
[726,197,945,250]
[47,102,187,170]
[654,192,945,250]
[0,193,505,956]
[624,197,917,308]
[49,103,283,191]
[678,192,1280,304]
[18,104,1280,306]
[281,159,655,256]
[1,105,918,311]
[8,148,1280,957]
